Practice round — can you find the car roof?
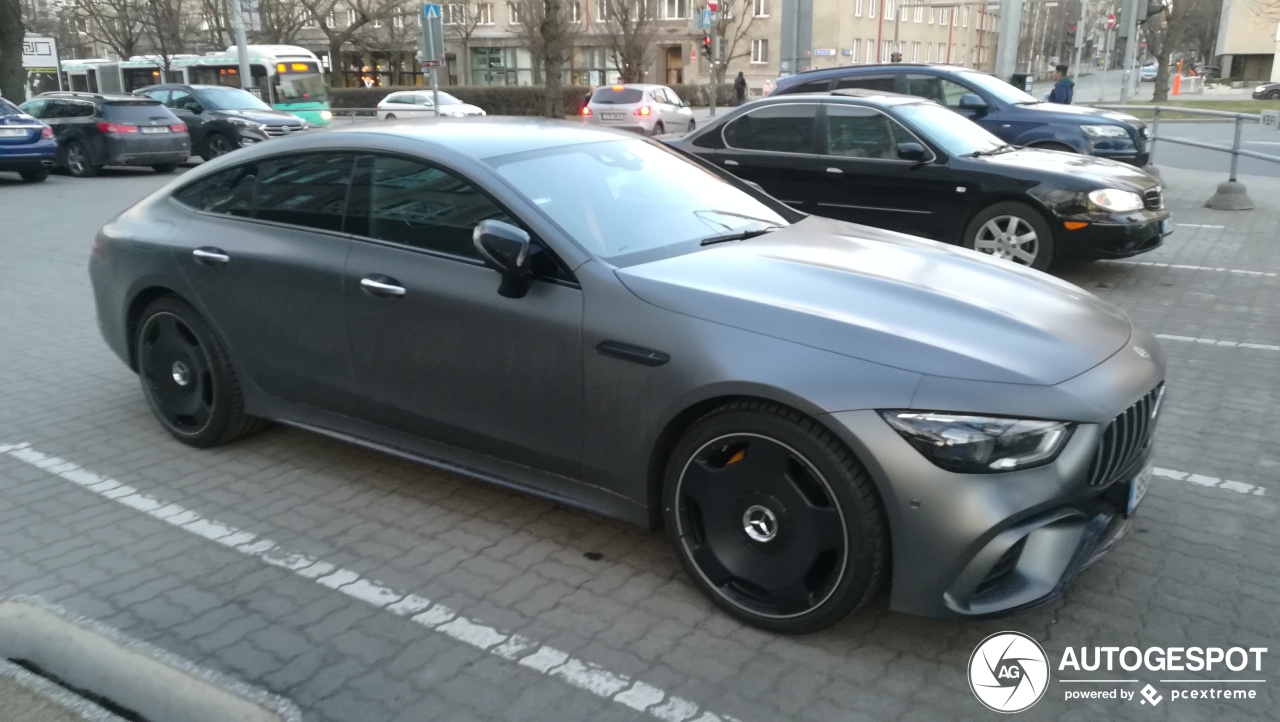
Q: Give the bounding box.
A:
[306,118,646,160]
[35,91,159,103]
[596,84,663,90]
[788,63,975,79]
[755,89,929,108]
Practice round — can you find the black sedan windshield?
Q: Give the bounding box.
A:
[196,87,272,111]
[896,102,1006,156]
[960,72,1039,105]
[489,139,787,265]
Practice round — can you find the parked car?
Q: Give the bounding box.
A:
[90,118,1166,632]
[376,90,486,119]
[1254,81,1280,100]
[582,84,696,135]
[769,64,1152,167]
[0,96,58,183]
[135,84,306,161]
[669,90,1170,271]
[19,92,190,177]
[1140,63,1159,82]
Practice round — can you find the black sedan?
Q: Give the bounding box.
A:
[669,90,1171,271]
[1254,82,1280,100]
[135,84,307,160]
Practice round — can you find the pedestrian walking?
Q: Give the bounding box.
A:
[1047,64,1074,105]
[734,72,747,106]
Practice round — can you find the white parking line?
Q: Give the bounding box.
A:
[0,442,742,722]
[1155,334,1280,352]
[1155,467,1267,496]
[1104,260,1277,277]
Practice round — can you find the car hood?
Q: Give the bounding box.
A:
[439,104,485,116]
[1015,102,1145,129]
[973,147,1159,191]
[616,217,1133,386]
[214,108,305,125]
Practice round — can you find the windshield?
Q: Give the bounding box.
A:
[195,86,272,111]
[274,72,329,104]
[436,92,463,106]
[489,139,787,265]
[896,102,1005,156]
[959,72,1039,105]
[0,97,22,116]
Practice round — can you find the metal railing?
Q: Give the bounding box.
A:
[1094,105,1280,183]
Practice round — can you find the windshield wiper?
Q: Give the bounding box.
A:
[968,144,1016,157]
[698,224,782,246]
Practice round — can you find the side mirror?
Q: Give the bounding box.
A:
[474,219,533,298]
[958,93,988,113]
[681,100,690,108]
[897,142,930,162]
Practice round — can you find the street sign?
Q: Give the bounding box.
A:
[420,4,445,66]
[1261,109,1280,132]
[1107,13,1116,29]
[701,8,711,27]
[814,49,835,56]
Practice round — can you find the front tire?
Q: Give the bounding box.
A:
[135,296,264,448]
[19,168,49,183]
[963,201,1056,271]
[1268,90,1280,100]
[663,401,887,634]
[201,132,234,161]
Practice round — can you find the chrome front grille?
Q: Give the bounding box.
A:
[262,124,305,137]
[1143,187,1163,210]
[1086,383,1164,487]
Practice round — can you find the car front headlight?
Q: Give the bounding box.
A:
[1257,85,1269,93]
[1088,188,1145,212]
[880,411,1074,473]
[227,117,266,132]
[320,110,332,120]
[1081,124,1130,138]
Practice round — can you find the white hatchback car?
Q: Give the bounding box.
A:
[377,91,486,119]
[582,84,695,136]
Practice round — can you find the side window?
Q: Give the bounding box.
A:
[140,89,170,105]
[70,101,97,118]
[723,103,818,154]
[169,89,194,109]
[20,100,48,117]
[650,89,669,105]
[790,79,832,93]
[906,74,971,107]
[254,153,355,232]
[351,154,511,260]
[835,74,897,92]
[171,163,259,218]
[665,88,684,106]
[824,105,911,160]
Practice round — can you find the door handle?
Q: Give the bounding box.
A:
[360,276,406,297]
[723,159,739,167]
[192,247,229,264]
[825,167,843,175]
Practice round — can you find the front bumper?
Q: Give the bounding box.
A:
[1057,211,1171,259]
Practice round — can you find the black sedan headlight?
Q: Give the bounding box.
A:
[880,411,1074,473]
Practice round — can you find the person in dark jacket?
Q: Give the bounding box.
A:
[733,72,747,105]
[1047,64,1074,104]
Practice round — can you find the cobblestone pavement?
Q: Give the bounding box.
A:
[0,163,1276,722]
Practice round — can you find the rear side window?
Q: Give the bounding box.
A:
[592,87,644,104]
[104,102,175,123]
[172,164,259,218]
[723,104,818,154]
[906,74,972,108]
[0,98,21,116]
[254,154,355,233]
[788,79,833,94]
[835,74,897,92]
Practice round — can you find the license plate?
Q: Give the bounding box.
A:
[1160,219,1172,235]
[1127,461,1154,516]
[0,128,26,137]
[140,126,170,134]
[601,113,624,121]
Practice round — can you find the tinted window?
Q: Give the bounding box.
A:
[17,99,45,117]
[723,104,817,153]
[592,87,644,104]
[195,86,271,111]
[255,154,355,232]
[172,164,259,218]
[103,102,174,123]
[835,74,897,92]
[350,155,510,259]
[138,89,170,105]
[63,101,96,118]
[957,72,1038,104]
[906,74,972,108]
[0,97,21,115]
[168,89,196,110]
[825,106,913,159]
[896,102,1004,156]
[790,79,832,93]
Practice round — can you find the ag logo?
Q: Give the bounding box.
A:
[968,631,1049,713]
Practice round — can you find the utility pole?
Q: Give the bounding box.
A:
[1071,0,1088,81]
[1119,0,1140,101]
[232,0,253,90]
[709,1,719,118]
[995,0,1024,81]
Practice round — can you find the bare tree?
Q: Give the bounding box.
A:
[599,0,658,83]
[255,0,311,45]
[194,0,233,50]
[444,1,490,84]
[139,0,199,76]
[708,0,756,85]
[353,0,418,85]
[298,0,394,86]
[0,0,24,101]
[510,0,578,116]
[70,0,148,60]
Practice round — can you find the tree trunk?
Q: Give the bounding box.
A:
[329,39,346,87]
[543,56,563,117]
[461,39,471,85]
[1151,27,1170,102]
[0,0,27,103]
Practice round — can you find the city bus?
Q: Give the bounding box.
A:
[173,46,332,125]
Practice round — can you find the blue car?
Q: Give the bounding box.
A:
[768,64,1151,168]
[0,96,58,182]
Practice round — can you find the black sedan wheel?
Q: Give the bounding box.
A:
[664,401,886,634]
[63,141,99,177]
[19,169,49,183]
[964,201,1055,271]
[135,296,263,447]
[1268,90,1280,100]
[202,132,234,160]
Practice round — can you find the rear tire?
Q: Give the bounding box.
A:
[19,168,50,183]
[651,121,665,137]
[663,400,887,634]
[135,295,266,448]
[963,201,1056,272]
[385,113,397,120]
[62,141,99,177]
[152,163,179,173]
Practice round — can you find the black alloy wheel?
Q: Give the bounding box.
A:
[63,141,99,177]
[203,132,234,160]
[135,296,263,447]
[664,401,886,634]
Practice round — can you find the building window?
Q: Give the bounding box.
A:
[479,3,493,23]
[927,8,934,24]
[884,0,893,19]
[346,8,356,25]
[664,0,689,19]
[938,9,947,26]
[850,39,860,63]
[443,4,463,24]
[509,2,521,24]
[914,6,922,22]
[911,42,919,62]
[962,7,968,26]
[882,40,891,61]
[394,13,405,29]
[569,1,581,22]
[924,43,931,63]
[868,0,875,19]
[753,0,767,16]
[854,0,862,17]
[751,38,768,64]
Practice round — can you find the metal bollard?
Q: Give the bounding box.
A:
[1229,115,1242,182]
[1205,113,1254,209]
[1149,107,1160,164]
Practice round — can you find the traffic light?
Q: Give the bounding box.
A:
[890,52,902,63]
[702,35,712,57]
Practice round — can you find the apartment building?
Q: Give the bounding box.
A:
[1215,0,1280,81]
